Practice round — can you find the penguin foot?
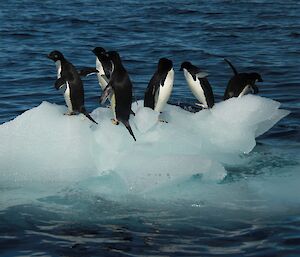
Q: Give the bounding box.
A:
[64,111,76,116]
[195,103,207,109]
[111,119,119,125]
[159,119,168,123]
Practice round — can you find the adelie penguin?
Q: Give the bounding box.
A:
[144,58,174,113]
[180,61,214,109]
[91,46,118,119]
[223,58,263,100]
[47,50,98,124]
[100,51,136,141]
[92,47,113,90]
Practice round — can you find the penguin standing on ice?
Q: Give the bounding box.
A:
[92,47,113,90]
[180,61,214,109]
[223,58,263,100]
[144,58,174,112]
[47,50,98,124]
[100,51,136,141]
[91,46,117,119]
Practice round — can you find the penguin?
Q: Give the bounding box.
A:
[180,61,214,109]
[144,58,174,113]
[99,51,136,141]
[223,58,263,100]
[47,50,98,124]
[92,47,113,90]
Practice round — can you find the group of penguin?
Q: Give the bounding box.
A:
[47,48,263,141]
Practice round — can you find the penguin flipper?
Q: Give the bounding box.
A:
[78,67,99,77]
[54,77,66,90]
[196,71,209,78]
[144,72,161,109]
[100,84,113,105]
[121,120,136,141]
[160,72,168,87]
[101,74,109,84]
[224,58,238,75]
[103,63,112,80]
[144,89,155,109]
[195,103,206,108]
[199,78,215,108]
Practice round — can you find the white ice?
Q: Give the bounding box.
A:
[0,95,290,196]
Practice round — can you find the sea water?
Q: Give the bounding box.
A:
[0,1,300,256]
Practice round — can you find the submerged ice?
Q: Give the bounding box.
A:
[0,95,290,195]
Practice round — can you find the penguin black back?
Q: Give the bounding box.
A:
[223,59,263,100]
[108,51,132,120]
[105,51,136,141]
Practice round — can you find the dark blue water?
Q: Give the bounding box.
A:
[1,0,300,256]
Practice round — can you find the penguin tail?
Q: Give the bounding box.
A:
[80,106,98,124]
[224,58,238,76]
[121,120,136,141]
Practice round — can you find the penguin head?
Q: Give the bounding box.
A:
[179,61,192,71]
[158,58,173,72]
[92,47,106,56]
[47,50,64,62]
[249,72,263,82]
[106,51,123,68]
[106,51,120,61]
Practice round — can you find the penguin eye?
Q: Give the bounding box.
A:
[54,54,58,58]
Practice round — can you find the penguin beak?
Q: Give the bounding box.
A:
[47,54,54,60]
[179,67,183,71]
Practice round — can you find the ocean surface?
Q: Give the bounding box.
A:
[1,0,300,256]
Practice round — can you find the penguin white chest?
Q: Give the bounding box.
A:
[238,85,251,98]
[96,58,108,90]
[183,69,207,108]
[55,60,62,79]
[64,82,73,112]
[154,68,174,112]
[96,58,105,75]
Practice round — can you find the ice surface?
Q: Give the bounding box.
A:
[0,95,290,195]
[0,102,97,183]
